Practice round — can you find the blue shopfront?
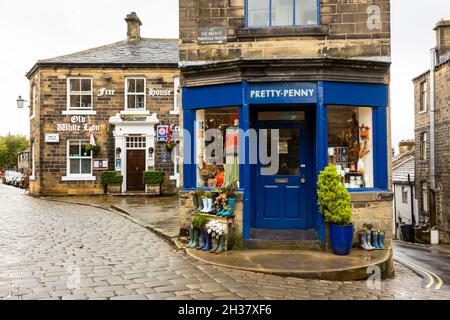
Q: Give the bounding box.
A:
[182,81,388,245]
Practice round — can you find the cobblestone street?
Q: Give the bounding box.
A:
[0,184,449,300]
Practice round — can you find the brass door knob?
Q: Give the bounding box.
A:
[300,178,306,184]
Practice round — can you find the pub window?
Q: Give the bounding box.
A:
[247,0,318,28]
[420,132,427,160]
[422,182,429,212]
[125,77,146,110]
[401,186,408,204]
[196,107,239,188]
[68,78,93,110]
[67,140,92,176]
[171,77,181,114]
[328,106,374,189]
[419,81,427,113]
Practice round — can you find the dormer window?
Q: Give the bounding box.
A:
[247,0,319,28]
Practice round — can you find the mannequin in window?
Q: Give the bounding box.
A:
[222,115,239,188]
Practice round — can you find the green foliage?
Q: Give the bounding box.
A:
[192,215,208,229]
[0,135,29,170]
[317,164,352,226]
[204,191,212,198]
[223,181,238,198]
[100,171,123,186]
[84,143,101,155]
[143,171,164,185]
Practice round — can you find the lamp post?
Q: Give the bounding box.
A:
[16,95,29,109]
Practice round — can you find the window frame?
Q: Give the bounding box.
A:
[422,182,429,212]
[29,143,36,181]
[245,0,320,28]
[66,77,94,114]
[401,186,408,204]
[30,85,36,120]
[419,81,427,114]
[124,77,147,112]
[420,132,427,161]
[171,77,181,115]
[62,139,95,181]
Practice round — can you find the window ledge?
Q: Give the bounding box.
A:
[29,176,36,181]
[62,110,97,115]
[418,110,427,115]
[237,25,328,38]
[30,115,36,121]
[62,175,96,182]
[170,110,180,115]
[120,110,150,116]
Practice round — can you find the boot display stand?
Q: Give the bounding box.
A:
[191,212,234,252]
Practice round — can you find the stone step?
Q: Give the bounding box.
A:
[244,240,322,251]
[250,228,319,241]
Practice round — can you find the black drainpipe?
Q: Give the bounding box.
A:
[408,174,416,226]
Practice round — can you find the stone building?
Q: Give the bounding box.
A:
[17,149,30,174]
[413,20,450,244]
[178,0,393,260]
[26,12,180,195]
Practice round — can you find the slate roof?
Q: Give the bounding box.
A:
[27,38,179,77]
[392,155,415,183]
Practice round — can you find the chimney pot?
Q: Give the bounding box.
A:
[125,12,142,44]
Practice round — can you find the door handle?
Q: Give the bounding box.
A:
[300,178,306,184]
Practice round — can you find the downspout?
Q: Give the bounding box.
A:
[429,48,436,192]
[393,183,397,239]
[408,174,416,226]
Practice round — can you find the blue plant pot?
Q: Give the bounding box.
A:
[329,224,354,256]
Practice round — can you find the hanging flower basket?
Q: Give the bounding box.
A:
[165,141,178,151]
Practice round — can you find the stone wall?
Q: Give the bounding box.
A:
[28,66,180,196]
[414,61,450,243]
[180,0,391,63]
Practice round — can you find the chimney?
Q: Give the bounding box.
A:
[434,19,450,64]
[398,140,415,155]
[125,12,142,43]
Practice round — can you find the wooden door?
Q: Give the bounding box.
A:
[126,150,145,191]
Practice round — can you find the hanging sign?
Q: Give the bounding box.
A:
[157,125,169,142]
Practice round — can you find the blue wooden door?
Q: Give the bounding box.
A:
[255,120,311,229]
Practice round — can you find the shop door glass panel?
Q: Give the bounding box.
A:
[255,122,309,230]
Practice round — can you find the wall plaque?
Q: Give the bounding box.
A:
[197,27,227,45]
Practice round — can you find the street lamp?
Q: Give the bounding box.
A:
[16,95,29,109]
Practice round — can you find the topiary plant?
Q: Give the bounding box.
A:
[317,164,352,226]
[143,171,164,185]
[100,171,123,194]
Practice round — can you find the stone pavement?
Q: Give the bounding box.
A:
[44,194,180,239]
[1,184,449,300]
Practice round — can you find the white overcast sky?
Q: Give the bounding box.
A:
[0,0,449,153]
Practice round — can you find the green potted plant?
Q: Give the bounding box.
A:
[317,164,353,256]
[143,170,164,196]
[100,171,123,195]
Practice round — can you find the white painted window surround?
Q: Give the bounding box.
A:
[123,77,147,115]
[170,77,181,115]
[61,139,96,182]
[66,77,95,115]
[29,143,36,181]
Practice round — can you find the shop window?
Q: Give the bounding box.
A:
[62,140,94,181]
[171,77,181,115]
[401,186,408,204]
[422,182,429,212]
[419,81,427,113]
[125,78,146,110]
[68,78,93,110]
[196,107,239,188]
[247,0,318,28]
[328,106,374,189]
[420,132,427,160]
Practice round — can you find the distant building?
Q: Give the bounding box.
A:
[413,19,450,243]
[392,141,418,238]
[17,149,30,174]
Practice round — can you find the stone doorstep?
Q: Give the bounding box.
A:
[185,247,393,282]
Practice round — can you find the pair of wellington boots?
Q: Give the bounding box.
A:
[360,230,385,250]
